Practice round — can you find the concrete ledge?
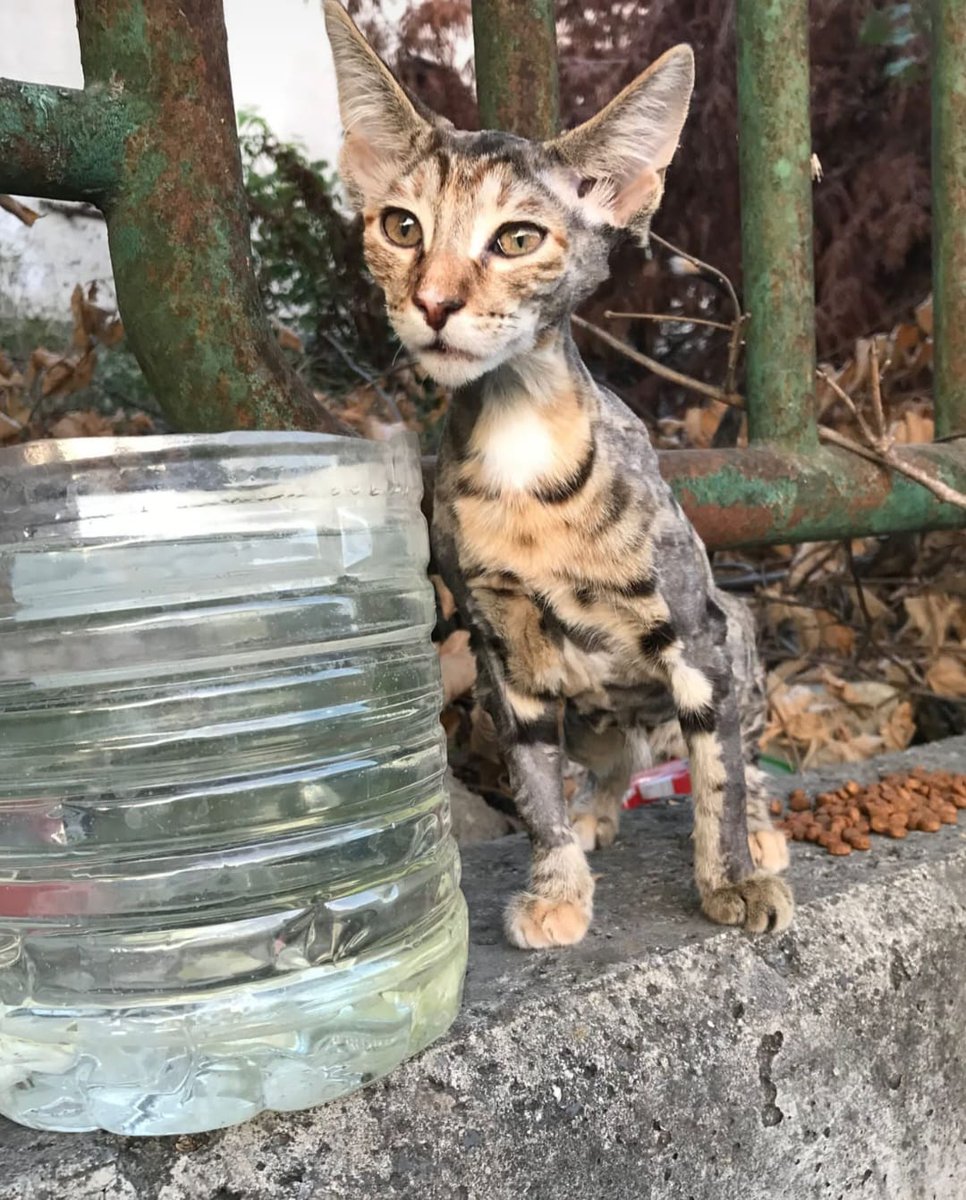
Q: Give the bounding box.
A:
[6,737,966,1200]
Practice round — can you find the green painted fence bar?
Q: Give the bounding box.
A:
[472,0,560,138]
[736,0,819,450]
[931,0,966,441]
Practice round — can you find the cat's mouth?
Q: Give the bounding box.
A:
[422,338,478,362]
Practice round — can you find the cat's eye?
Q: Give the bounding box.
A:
[382,208,422,248]
[492,224,546,258]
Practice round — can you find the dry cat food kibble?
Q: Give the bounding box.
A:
[778,768,966,857]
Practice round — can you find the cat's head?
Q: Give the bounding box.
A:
[323,0,693,387]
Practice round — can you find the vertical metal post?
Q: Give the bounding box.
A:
[931,0,966,441]
[472,0,559,139]
[736,0,819,449]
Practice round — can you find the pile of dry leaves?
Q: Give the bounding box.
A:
[0,284,156,443]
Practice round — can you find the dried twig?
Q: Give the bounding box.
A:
[0,195,40,226]
[818,423,966,511]
[817,343,966,510]
[868,334,888,443]
[38,199,105,222]
[603,309,733,332]
[649,230,743,325]
[818,366,878,445]
[320,331,404,425]
[571,315,744,408]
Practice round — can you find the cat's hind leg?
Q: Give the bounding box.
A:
[746,763,790,874]
[565,713,652,851]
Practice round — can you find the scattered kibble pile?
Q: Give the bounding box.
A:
[775,768,966,857]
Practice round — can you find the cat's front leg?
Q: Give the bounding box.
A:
[432,519,594,949]
[481,676,595,949]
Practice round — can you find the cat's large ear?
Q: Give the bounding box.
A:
[547,46,694,242]
[323,0,434,206]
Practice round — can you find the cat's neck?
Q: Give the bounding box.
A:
[472,324,598,419]
[454,323,599,497]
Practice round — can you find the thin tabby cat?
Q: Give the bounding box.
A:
[324,0,793,948]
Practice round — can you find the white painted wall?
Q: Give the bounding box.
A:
[0,0,346,317]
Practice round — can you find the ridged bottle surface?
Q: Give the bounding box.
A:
[0,432,467,1135]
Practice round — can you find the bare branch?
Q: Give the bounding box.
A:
[868,334,888,444]
[603,309,733,332]
[649,230,743,325]
[818,426,966,511]
[571,315,745,409]
[0,195,40,226]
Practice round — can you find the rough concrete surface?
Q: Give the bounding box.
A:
[5,737,966,1200]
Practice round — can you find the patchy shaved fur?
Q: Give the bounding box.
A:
[325,1,793,947]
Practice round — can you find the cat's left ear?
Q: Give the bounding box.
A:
[547,45,694,242]
[323,0,435,206]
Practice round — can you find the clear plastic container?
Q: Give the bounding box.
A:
[0,432,467,1135]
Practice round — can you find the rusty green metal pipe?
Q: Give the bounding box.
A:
[420,443,966,550]
[736,0,819,450]
[0,79,136,203]
[0,1,348,436]
[72,0,349,435]
[472,0,559,138]
[660,443,966,549]
[931,0,966,441]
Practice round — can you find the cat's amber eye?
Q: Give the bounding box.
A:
[382,209,422,248]
[492,224,545,258]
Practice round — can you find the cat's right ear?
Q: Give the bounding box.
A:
[546,45,694,243]
[323,0,432,206]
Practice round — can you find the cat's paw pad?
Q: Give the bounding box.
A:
[572,812,617,852]
[703,873,794,934]
[504,894,592,949]
[748,827,790,873]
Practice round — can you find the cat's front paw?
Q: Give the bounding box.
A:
[504,842,594,949]
[505,894,592,948]
[702,873,793,934]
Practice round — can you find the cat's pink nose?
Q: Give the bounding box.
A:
[414,292,465,332]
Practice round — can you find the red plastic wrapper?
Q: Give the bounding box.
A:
[622,759,692,809]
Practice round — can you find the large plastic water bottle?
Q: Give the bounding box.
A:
[0,432,467,1135]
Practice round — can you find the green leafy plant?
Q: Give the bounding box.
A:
[237,111,395,393]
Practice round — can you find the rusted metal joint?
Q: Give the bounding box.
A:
[0,0,350,436]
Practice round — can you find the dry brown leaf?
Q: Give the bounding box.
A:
[683,401,726,449]
[438,628,476,703]
[915,295,933,337]
[903,593,962,651]
[275,323,303,353]
[40,348,97,398]
[925,654,966,699]
[880,701,915,750]
[889,409,934,445]
[49,410,114,438]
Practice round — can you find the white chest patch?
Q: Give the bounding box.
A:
[474,403,558,493]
